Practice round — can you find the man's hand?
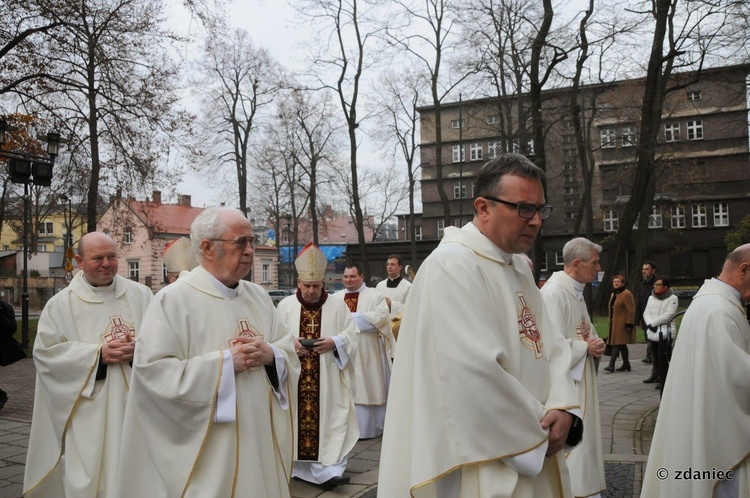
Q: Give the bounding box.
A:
[541,410,573,457]
[311,337,335,354]
[293,338,307,357]
[102,336,135,364]
[586,337,606,357]
[231,336,275,372]
[384,297,392,310]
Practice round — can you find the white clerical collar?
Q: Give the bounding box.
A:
[82,275,116,293]
[346,283,367,294]
[206,272,240,298]
[560,271,585,300]
[712,277,741,302]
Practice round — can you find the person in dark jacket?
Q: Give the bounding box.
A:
[636,261,657,366]
[0,292,20,411]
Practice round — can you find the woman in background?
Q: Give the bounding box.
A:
[604,275,635,372]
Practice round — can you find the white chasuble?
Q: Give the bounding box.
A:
[641,278,750,498]
[117,265,300,498]
[277,294,360,467]
[23,273,153,498]
[378,223,579,498]
[541,271,606,497]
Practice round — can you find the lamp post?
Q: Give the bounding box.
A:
[0,118,65,349]
[59,193,74,283]
[283,214,292,288]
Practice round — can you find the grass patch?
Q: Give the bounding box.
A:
[591,309,686,343]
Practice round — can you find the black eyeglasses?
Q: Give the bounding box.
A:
[211,235,259,250]
[480,195,553,220]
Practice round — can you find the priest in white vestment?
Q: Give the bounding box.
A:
[277,243,360,490]
[641,243,750,498]
[378,154,582,498]
[335,263,395,438]
[117,207,300,498]
[375,254,412,321]
[23,232,153,498]
[540,237,607,498]
[162,236,198,284]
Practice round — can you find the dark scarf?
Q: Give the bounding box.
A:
[653,287,674,300]
[295,287,328,310]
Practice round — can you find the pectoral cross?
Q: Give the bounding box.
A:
[305,320,319,337]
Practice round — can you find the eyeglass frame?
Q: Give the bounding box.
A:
[210,234,259,250]
[479,195,553,220]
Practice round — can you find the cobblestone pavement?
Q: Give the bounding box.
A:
[1,344,659,498]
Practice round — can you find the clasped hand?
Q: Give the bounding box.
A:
[102,336,135,364]
[231,336,274,372]
[293,337,335,356]
[586,337,606,357]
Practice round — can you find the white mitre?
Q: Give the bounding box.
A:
[163,237,199,273]
[295,242,327,282]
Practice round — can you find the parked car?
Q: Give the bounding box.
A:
[267,289,294,307]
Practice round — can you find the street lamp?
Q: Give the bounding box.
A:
[59,193,74,282]
[0,118,66,349]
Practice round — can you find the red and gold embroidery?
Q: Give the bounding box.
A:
[343,292,359,313]
[517,292,544,359]
[575,317,591,340]
[101,315,135,343]
[298,308,322,460]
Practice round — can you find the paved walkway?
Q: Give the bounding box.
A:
[0,344,659,498]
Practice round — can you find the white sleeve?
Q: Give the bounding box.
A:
[269,344,290,409]
[332,335,350,369]
[214,349,237,423]
[352,312,378,333]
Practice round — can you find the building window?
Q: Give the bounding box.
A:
[692,204,707,227]
[600,128,616,148]
[664,123,680,142]
[453,181,467,199]
[37,245,47,252]
[561,134,575,144]
[648,206,662,228]
[526,139,535,156]
[687,120,703,140]
[604,209,619,232]
[713,202,729,227]
[128,260,140,280]
[124,227,133,244]
[469,143,483,161]
[488,140,501,159]
[563,148,577,158]
[563,119,575,130]
[565,212,577,220]
[261,263,271,283]
[622,125,637,147]
[162,262,168,282]
[540,253,548,271]
[671,205,686,228]
[563,173,575,183]
[437,219,445,239]
[563,186,576,194]
[485,115,500,125]
[415,226,423,241]
[451,119,464,129]
[452,145,465,163]
[687,90,701,101]
[2,245,8,251]
[38,222,54,236]
[555,251,564,266]
[563,161,578,171]
[564,199,577,207]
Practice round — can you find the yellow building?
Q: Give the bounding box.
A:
[0,199,84,259]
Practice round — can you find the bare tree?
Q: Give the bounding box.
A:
[194,27,284,217]
[371,69,423,266]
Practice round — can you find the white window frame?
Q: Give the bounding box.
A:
[561,134,575,144]
[713,202,729,227]
[648,206,662,228]
[124,227,133,244]
[555,251,564,266]
[527,139,535,156]
[671,205,686,229]
[488,140,501,159]
[38,222,54,236]
[563,148,577,158]
[687,90,702,101]
[563,173,575,183]
[622,125,637,147]
[261,263,271,283]
[469,143,483,161]
[415,226,423,241]
[600,128,616,148]
[692,204,707,227]
[485,115,500,125]
[452,145,465,163]
[604,209,619,232]
[687,120,703,140]
[37,245,47,252]
[451,119,464,129]
[565,212,577,220]
[128,260,140,280]
[437,219,445,239]
[540,253,548,272]
[563,162,578,171]
[664,123,680,142]
[563,186,575,194]
[453,181,467,199]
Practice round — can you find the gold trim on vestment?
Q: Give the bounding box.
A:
[23,346,100,496]
[180,352,222,498]
[409,436,551,497]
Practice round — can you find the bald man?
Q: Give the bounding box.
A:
[24,232,153,498]
[642,244,750,498]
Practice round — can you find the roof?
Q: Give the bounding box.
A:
[124,200,204,235]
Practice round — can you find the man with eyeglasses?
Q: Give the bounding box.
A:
[24,232,153,498]
[379,154,581,498]
[118,207,300,498]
